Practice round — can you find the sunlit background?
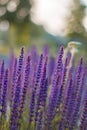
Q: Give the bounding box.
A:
[0,0,87,61]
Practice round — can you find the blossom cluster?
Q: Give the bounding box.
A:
[0,46,86,130]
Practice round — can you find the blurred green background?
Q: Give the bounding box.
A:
[0,0,87,61]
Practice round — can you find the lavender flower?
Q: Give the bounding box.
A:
[10,74,22,130]
[79,93,87,130]
[35,56,48,122]
[74,57,83,96]
[46,76,61,128]
[17,47,24,75]
[45,46,64,128]
[19,56,30,119]
[36,110,43,130]
[1,69,8,118]
[0,60,4,105]
[29,54,43,123]
[56,57,69,112]
[0,45,86,130]
[8,49,15,101]
[60,74,73,129]
[48,56,55,84]
[69,58,84,129]
[52,46,64,89]
[10,58,17,106]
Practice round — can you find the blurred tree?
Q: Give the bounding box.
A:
[0,0,30,23]
[0,0,45,47]
[66,0,86,39]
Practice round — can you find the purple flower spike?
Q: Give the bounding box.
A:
[79,93,87,130]
[46,76,61,128]
[29,46,38,89]
[52,46,64,91]
[75,57,83,96]
[36,110,43,130]
[41,78,48,108]
[48,56,55,84]
[10,74,21,130]
[0,60,4,105]
[1,69,8,118]
[17,47,24,75]
[35,56,48,122]
[60,74,73,128]
[8,49,15,101]
[19,56,30,119]
[69,58,84,129]
[10,58,17,107]
[56,57,69,111]
[29,54,43,123]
